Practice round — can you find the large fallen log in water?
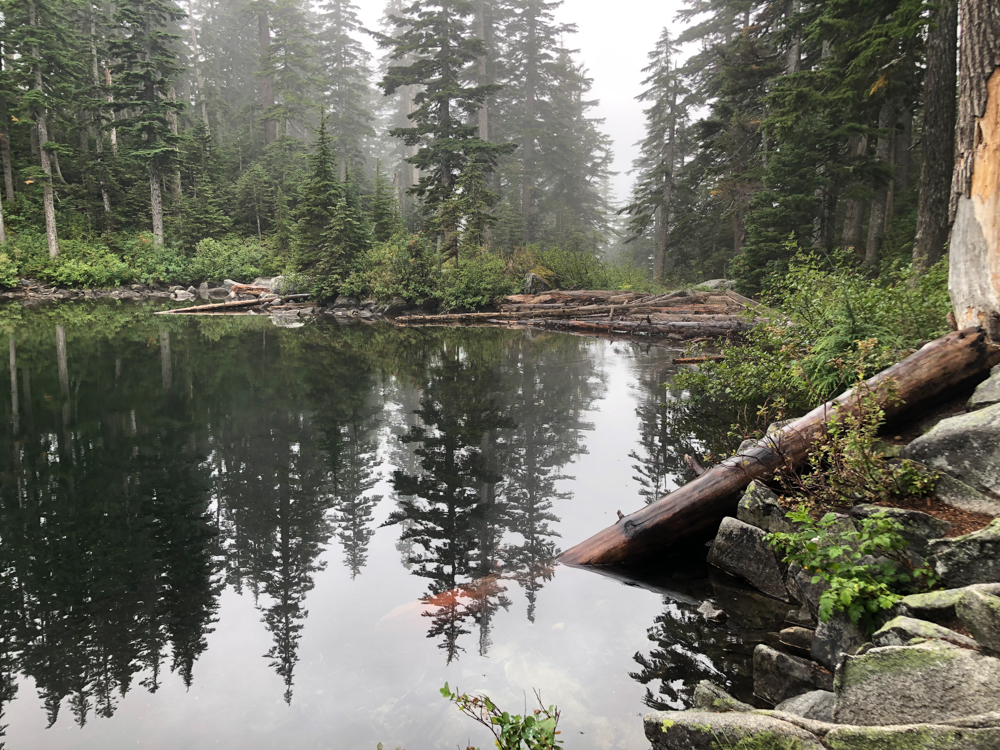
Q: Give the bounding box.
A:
[559,327,1000,567]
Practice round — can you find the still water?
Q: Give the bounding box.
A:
[0,303,780,750]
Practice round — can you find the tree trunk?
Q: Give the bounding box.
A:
[949,0,1000,333]
[842,135,868,254]
[864,100,894,268]
[521,9,537,244]
[785,0,800,74]
[259,9,276,145]
[560,327,1000,566]
[159,327,172,392]
[0,189,5,244]
[168,84,183,211]
[0,86,14,202]
[29,2,59,258]
[105,68,118,156]
[913,0,958,273]
[189,0,210,131]
[8,337,17,436]
[150,161,164,246]
[475,0,489,141]
[653,89,677,283]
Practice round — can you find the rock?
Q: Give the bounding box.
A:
[902,402,1000,496]
[708,517,790,601]
[269,315,305,329]
[894,583,1000,625]
[691,681,753,713]
[811,613,866,670]
[849,504,951,560]
[956,589,1000,654]
[699,279,736,291]
[250,277,272,288]
[933,473,1000,518]
[523,271,553,295]
[333,295,359,309]
[171,290,195,301]
[833,640,1000,725]
[383,297,411,318]
[927,519,1000,588]
[774,690,834,723]
[779,626,815,656]
[269,276,297,294]
[823,723,1000,749]
[206,287,229,300]
[753,644,833,705]
[737,481,797,535]
[785,606,817,628]
[969,364,1000,411]
[644,710,824,750]
[696,600,727,623]
[786,564,829,620]
[872,615,980,650]
[222,279,239,290]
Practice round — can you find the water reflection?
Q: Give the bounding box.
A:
[0,305,749,748]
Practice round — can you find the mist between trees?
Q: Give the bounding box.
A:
[0,0,966,299]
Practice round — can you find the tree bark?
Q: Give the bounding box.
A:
[259,8,276,145]
[189,0,210,131]
[105,68,118,156]
[560,327,1000,566]
[913,0,958,273]
[653,88,677,283]
[150,161,164,246]
[842,135,868,254]
[0,86,14,202]
[475,0,489,141]
[864,100,894,268]
[8,337,17,436]
[29,2,59,258]
[949,0,1000,333]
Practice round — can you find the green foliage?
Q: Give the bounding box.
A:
[767,507,932,632]
[675,251,952,420]
[8,231,129,287]
[114,233,190,285]
[439,251,519,311]
[533,247,660,292]
[341,232,438,304]
[187,236,282,285]
[441,683,562,750]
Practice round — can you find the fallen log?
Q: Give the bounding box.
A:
[673,355,725,364]
[558,327,1000,567]
[155,298,268,314]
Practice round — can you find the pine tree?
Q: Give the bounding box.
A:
[109,0,186,246]
[380,0,515,256]
[314,173,371,297]
[368,159,404,242]
[292,117,340,271]
[621,29,688,282]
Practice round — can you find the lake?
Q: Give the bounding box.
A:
[0,303,785,749]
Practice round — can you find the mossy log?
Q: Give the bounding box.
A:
[559,327,1000,567]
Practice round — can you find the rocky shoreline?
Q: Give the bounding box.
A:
[651,370,1000,749]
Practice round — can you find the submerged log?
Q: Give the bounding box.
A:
[559,327,1000,567]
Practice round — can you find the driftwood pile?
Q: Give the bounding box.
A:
[394,288,764,340]
[154,286,312,315]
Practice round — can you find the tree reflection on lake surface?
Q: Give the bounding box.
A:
[0,303,755,750]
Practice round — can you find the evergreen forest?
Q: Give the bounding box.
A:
[0,0,968,301]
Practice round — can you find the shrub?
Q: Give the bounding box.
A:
[8,231,130,287]
[441,683,562,750]
[341,232,438,303]
[187,235,282,284]
[439,250,519,310]
[532,247,659,292]
[114,233,190,285]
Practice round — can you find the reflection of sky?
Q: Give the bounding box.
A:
[7,339,685,750]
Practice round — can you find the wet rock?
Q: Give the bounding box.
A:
[833,641,1000,725]
[775,690,834,723]
[250,277,272,288]
[696,600,727,623]
[644,710,824,750]
[171,290,195,301]
[785,605,817,628]
[933,473,1000,518]
[786,564,828,619]
[198,282,209,298]
[894,583,1000,625]
[850,504,951,561]
[902,403,1000,496]
[699,279,736,291]
[956,589,1000,654]
[811,614,866,670]
[737,481,796,535]
[269,315,305,329]
[969,364,1000,411]
[523,272,552,295]
[779,626,815,656]
[383,297,411,318]
[927,519,1000,588]
[206,287,229,300]
[753,644,833,705]
[691,681,752,713]
[708,517,790,601]
[872,615,980,650]
[333,295,359,309]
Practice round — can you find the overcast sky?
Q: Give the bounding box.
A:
[357,0,689,206]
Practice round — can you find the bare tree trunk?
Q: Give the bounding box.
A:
[864,100,894,268]
[258,8,276,145]
[842,135,868,254]
[168,84,183,211]
[0,84,14,202]
[105,68,118,156]
[785,0,800,74]
[0,189,5,244]
[948,0,1000,333]
[653,88,677,283]
[913,0,958,273]
[29,2,59,259]
[475,0,489,141]
[189,0,210,131]
[150,161,164,246]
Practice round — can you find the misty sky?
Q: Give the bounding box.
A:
[356,0,689,206]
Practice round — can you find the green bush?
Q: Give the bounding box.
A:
[7,231,131,287]
[341,232,438,303]
[533,247,658,292]
[187,235,282,284]
[114,233,190,285]
[439,250,519,310]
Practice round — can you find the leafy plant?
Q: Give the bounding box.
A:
[441,683,562,750]
[766,507,934,632]
[187,235,282,284]
[439,251,519,311]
